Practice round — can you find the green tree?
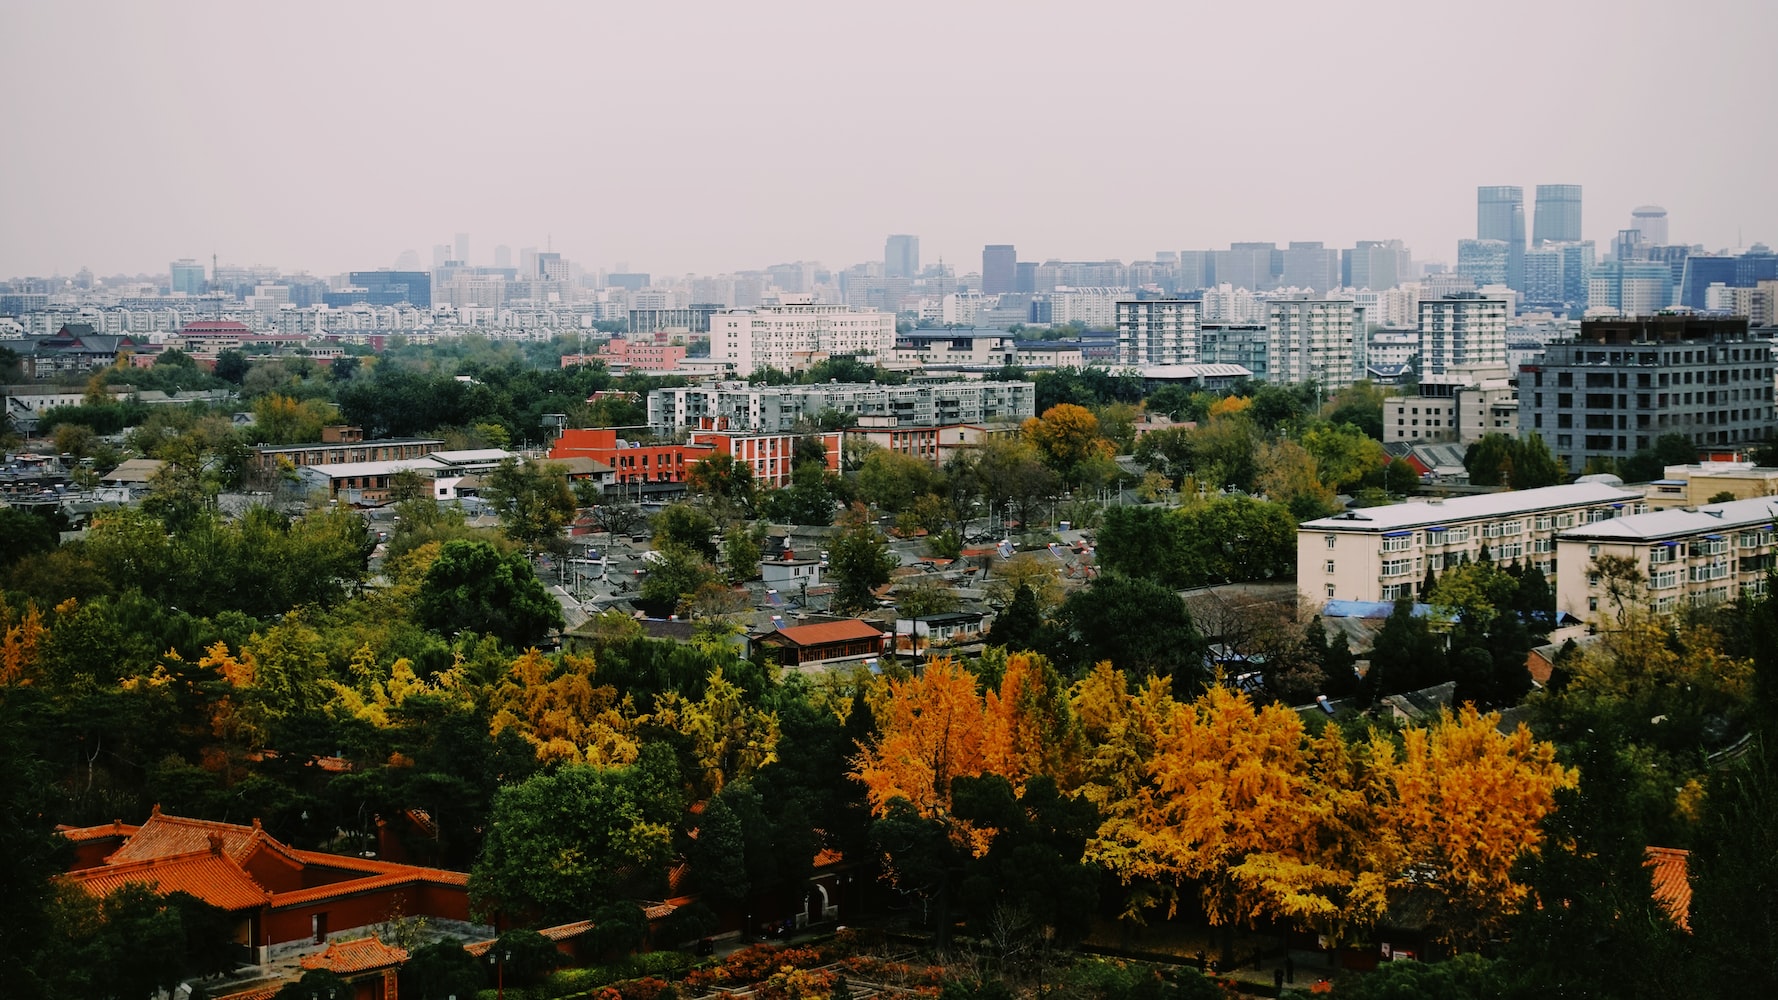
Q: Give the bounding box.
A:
[469,758,676,923]
[989,583,1043,648]
[637,542,721,618]
[652,502,719,561]
[1362,599,1446,702]
[686,452,758,517]
[722,522,765,584]
[760,460,845,526]
[1051,576,1207,691]
[400,940,487,1000]
[485,458,576,554]
[856,449,941,512]
[212,349,250,384]
[416,539,563,647]
[0,507,58,570]
[828,503,897,614]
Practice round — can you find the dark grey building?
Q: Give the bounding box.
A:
[1477,185,1526,291]
[885,235,919,279]
[346,270,431,307]
[1519,315,1772,474]
[1532,184,1583,245]
[982,245,1017,295]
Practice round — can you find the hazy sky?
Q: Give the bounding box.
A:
[3,0,1774,280]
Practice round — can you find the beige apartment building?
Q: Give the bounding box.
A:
[1298,482,1647,605]
[1554,496,1778,620]
[1643,461,1778,510]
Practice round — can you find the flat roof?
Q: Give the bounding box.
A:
[1301,482,1646,533]
[1558,495,1778,542]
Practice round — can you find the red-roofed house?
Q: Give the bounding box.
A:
[756,618,887,666]
[58,806,475,965]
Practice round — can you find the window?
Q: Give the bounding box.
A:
[1325,535,1336,549]
[1381,558,1413,577]
[1325,584,1336,599]
[1382,535,1412,552]
[1652,569,1679,590]
[1325,560,1335,574]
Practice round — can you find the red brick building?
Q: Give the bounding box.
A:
[685,429,843,488]
[549,428,713,485]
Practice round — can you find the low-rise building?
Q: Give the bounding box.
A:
[647,380,1035,435]
[549,428,711,487]
[1643,460,1778,510]
[1298,481,1648,604]
[685,428,843,488]
[756,618,888,667]
[1383,367,1517,444]
[1554,495,1778,619]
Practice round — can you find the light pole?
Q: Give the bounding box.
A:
[488,948,512,1000]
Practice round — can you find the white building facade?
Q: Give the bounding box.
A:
[708,297,897,376]
[1419,294,1508,376]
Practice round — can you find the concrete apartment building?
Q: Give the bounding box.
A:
[1554,496,1778,619]
[1643,461,1778,510]
[1419,293,1508,377]
[1298,481,1647,604]
[1383,367,1518,444]
[1116,299,1201,365]
[1267,298,1357,391]
[647,380,1036,436]
[1519,315,1773,474]
[708,297,897,376]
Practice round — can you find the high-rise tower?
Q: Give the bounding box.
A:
[1532,185,1582,245]
[981,245,1017,295]
[1477,186,1526,291]
[1631,206,1669,246]
[885,235,919,279]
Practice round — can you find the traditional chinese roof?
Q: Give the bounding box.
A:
[763,618,884,647]
[540,919,596,941]
[104,808,305,869]
[75,851,271,911]
[55,820,140,842]
[300,934,408,974]
[1646,846,1692,931]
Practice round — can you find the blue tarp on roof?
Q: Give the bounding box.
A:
[1322,600,1436,620]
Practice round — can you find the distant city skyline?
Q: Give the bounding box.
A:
[2,1,1772,279]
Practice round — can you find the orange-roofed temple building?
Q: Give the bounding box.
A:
[58,806,484,967]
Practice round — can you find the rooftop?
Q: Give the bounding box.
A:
[1558,495,1778,542]
[1301,482,1644,533]
[300,934,408,974]
[762,618,885,646]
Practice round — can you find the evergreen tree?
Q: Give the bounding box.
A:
[989,582,1043,648]
[1363,599,1445,702]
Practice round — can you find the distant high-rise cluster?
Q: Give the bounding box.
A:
[1474,184,1594,312]
[981,245,1017,295]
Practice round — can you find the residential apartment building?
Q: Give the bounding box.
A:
[1383,368,1517,444]
[1198,323,1270,381]
[1297,481,1646,605]
[647,380,1036,435]
[707,298,896,376]
[1643,461,1778,510]
[549,428,710,486]
[1116,299,1201,366]
[1266,298,1356,391]
[1554,496,1778,619]
[1518,315,1772,474]
[1419,294,1508,376]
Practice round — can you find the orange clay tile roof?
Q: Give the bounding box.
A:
[55,820,141,842]
[813,847,846,869]
[643,901,678,920]
[104,809,276,866]
[540,919,595,941]
[300,934,408,974]
[213,987,281,1000]
[71,851,271,911]
[1646,846,1692,932]
[766,619,885,646]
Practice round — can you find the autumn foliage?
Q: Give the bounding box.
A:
[856,656,1576,950]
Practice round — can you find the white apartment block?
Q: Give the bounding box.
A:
[1554,496,1778,620]
[1419,294,1508,376]
[1298,482,1647,605]
[1049,287,1123,329]
[647,379,1036,435]
[1267,298,1357,391]
[1116,299,1200,365]
[708,297,897,376]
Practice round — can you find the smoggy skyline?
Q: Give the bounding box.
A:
[2,0,1773,280]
